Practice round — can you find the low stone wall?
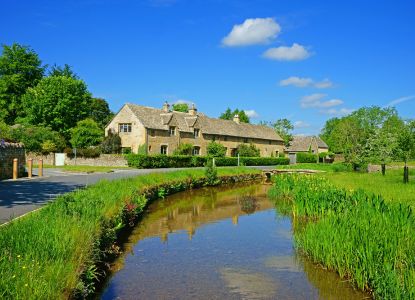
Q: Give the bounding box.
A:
[25,153,128,167]
[26,153,55,165]
[0,142,26,180]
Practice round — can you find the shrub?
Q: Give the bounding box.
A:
[41,140,57,154]
[297,152,318,163]
[101,131,121,154]
[204,159,218,185]
[126,154,289,168]
[70,118,103,148]
[206,141,226,157]
[173,143,193,155]
[10,125,66,153]
[236,143,260,157]
[66,147,101,158]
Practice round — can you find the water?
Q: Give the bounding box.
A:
[99,183,368,299]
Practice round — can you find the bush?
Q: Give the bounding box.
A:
[204,159,218,185]
[41,140,57,154]
[70,118,103,148]
[101,131,121,154]
[297,152,318,163]
[126,154,289,169]
[10,125,66,153]
[206,141,226,157]
[66,147,101,158]
[173,143,193,155]
[236,143,260,157]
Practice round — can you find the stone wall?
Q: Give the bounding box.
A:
[65,154,128,167]
[26,153,55,165]
[0,142,26,180]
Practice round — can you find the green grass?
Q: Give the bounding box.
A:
[269,174,415,299]
[0,167,260,299]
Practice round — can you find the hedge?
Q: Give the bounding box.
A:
[296,152,318,163]
[126,154,289,168]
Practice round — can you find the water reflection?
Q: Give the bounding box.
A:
[99,183,368,299]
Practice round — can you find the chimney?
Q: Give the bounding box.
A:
[233,114,240,124]
[162,101,170,112]
[189,103,197,116]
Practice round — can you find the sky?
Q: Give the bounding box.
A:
[2,0,415,135]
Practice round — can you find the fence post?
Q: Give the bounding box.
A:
[28,159,33,178]
[13,158,18,180]
[238,154,240,166]
[38,159,43,177]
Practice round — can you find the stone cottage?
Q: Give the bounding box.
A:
[286,136,329,154]
[105,102,285,157]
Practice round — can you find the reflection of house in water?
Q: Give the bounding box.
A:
[129,185,272,244]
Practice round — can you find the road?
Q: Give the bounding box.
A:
[0,166,270,225]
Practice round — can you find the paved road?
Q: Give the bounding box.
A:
[0,166,271,225]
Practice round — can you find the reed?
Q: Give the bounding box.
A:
[269,174,415,298]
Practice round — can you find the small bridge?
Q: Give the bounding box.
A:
[262,169,324,180]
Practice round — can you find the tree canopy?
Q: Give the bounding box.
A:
[70,118,103,148]
[89,98,114,127]
[219,108,250,123]
[172,103,189,113]
[0,43,45,124]
[273,118,293,147]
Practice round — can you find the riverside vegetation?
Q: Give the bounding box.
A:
[0,167,261,299]
[269,174,415,299]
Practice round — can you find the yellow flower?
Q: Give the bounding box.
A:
[12,275,16,279]
[22,266,26,269]
[17,255,21,258]
[25,283,28,287]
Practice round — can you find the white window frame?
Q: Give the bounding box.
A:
[119,123,132,133]
[193,147,200,156]
[194,129,200,138]
[169,126,176,136]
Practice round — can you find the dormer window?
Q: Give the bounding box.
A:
[194,129,200,138]
[169,126,176,136]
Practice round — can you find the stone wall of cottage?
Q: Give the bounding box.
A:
[0,143,26,180]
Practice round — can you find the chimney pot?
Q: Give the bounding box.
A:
[189,103,197,116]
[162,101,170,112]
[233,114,240,124]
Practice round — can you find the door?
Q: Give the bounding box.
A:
[289,153,297,164]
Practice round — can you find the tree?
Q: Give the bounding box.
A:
[273,118,293,147]
[237,143,260,157]
[396,121,415,183]
[89,98,114,128]
[22,76,92,140]
[49,64,78,79]
[101,130,121,154]
[320,117,342,153]
[0,121,11,141]
[206,141,226,157]
[172,103,189,113]
[0,43,45,124]
[219,108,250,123]
[173,143,193,155]
[365,128,397,175]
[70,119,103,148]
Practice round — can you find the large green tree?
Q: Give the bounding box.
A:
[219,108,250,123]
[89,98,113,128]
[272,118,293,147]
[0,43,45,124]
[172,103,189,113]
[48,64,78,79]
[396,121,415,183]
[22,76,92,140]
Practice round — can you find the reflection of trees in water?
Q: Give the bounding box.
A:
[239,195,259,214]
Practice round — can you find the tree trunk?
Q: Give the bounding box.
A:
[381,164,386,176]
[404,166,409,184]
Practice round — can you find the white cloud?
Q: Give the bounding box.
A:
[385,94,415,107]
[263,43,310,61]
[222,18,281,47]
[244,109,259,118]
[279,76,334,88]
[293,120,310,128]
[300,93,343,108]
[279,76,313,87]
[320,108,354,116]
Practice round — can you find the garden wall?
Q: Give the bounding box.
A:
[26,153,128,167]
[0,142,26,180]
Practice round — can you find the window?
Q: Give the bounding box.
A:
[243,138,248,143]
[161,145,168,155]
[119,123,132,133]
[224,136,228,141]
[269,140,272,145]
[169,127,176,136]
[193,146,200,156]
[276,150,280,157]
[194,129,200,138]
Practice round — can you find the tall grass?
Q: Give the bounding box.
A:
[0,167,260,299]
[269,174,415,298]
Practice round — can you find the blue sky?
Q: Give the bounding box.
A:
[2,0,415,134]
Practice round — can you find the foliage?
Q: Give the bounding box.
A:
[89,98,114,128]
[101,130,121,154]
[269,174,415,298]
[206,141,226,157]
[126,154,289,168]
[0,43,45,124]
[9,124,66,152]
[70,118,103,148]
[204,159,219,185]
[22,75,92,140]
[48,64,78,79]
[0,168,259,299]
[396,121,415,166]
[172,103,189,113]
[236,143,260,157]
[272,118,293,147]
[173,143,193,155]
[41,140,57,154]
[0,121,11,141]
[136,144,147,155]
[365,128,397,173]
[219,107,250,123]
[296,152,318,163]
[65,147,101,158]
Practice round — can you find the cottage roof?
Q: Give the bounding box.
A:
[287,135,328,152]
[125,103,283,141]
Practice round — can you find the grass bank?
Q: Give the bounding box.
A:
[0,167,261,299]
[269,174,415,299]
